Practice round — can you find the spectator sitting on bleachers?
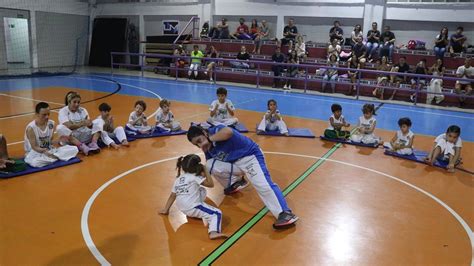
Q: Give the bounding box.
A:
[427,58,445,105]
[200,21,209,38]
[211,18,230,39]
[322,54,339,93]
[327,38,342,61]
[450,26,467,54]
[434,27,449,60]
[173,45,187,68]
[250,19,259,39]
[230,46,251,69]
[352,37,367,68]
[204,46,219,82]
[253,20,270,54]
[379,26,396,62]
[348,53,361,94]
[329,21,344,45]
[455,57,473,107]
[272,47,286,88]
[372,56,392,100]
[284,49,299,90]
[366,22,380,62]
[389,56,410,100]
[281,18,298,46]
[350,24,363,47]
[409,59,429,102]
[295,35,307,60]
[232,18,252,40]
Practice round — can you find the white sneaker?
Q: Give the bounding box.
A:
[288,85,292,90]
[283,84,288,89]
[210,78,213,82]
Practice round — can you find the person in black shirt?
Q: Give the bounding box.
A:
[379,26,396,62]
[352,37,367,68]
[434,27,449,59]
[389,56,410,100]
[329,21,344,44]
[230,46,250,69]
[450,26,467,54]
[366,22,380,61]
[271,47,286,88]
[409,59,428,102]
[281,18,298,45]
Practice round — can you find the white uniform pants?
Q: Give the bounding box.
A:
[206,117,238,127]
[351,133,379,144]
[57,120,103,144]
[101,126,127,146]
[24,145,79,168]
[206,158,245,188]
[183,202,223,233]
[257,118,288,134]
[157,121,181,132]
[383,142,413,155]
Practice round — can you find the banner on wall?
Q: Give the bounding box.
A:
[163,20,179,35]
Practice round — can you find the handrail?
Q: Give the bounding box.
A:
[111,52,474,84]
[173,16,200,45]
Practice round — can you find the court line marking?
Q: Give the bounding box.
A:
[0,93,64,106]
[80,152,473,266]
[89,73,474,120]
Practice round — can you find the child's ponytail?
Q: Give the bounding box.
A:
[176,156,184,177]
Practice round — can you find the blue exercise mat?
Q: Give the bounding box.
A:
[0,157,82,179]
[319,136,379,148]
[384,149,450,169]
[257,127,315,138]
[126,127,187,139]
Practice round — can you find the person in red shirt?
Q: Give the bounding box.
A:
[232,18,252,40]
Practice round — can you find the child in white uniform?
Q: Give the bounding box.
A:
[424,125,462,172]
[324,103,351,139]
[207,87,238,127]
[350,103,380,144]
[160,154,227,240]
[257,99,289,136]
[155,99,181,132]
[24,102,78,167]
[95,103,129,149]
[56,91,102,156]
[384,117,414,155]
[126,100,153,134]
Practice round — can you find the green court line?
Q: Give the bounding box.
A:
[198,143,342,266]
[199,103,384,265]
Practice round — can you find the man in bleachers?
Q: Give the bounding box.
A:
[211,18,230,39]
[271,47,286,88]
[389,56,410,100]
[232,18,252,40]
[366,22,381,62]
[379,25,396,62]
[329,21,344,45]
[281,18,298,46]
[455,57,473,107]
[450,26,467,54]
[352,37,367,68]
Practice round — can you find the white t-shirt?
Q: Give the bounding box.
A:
[171,173,205,211]
[435,133,462,148]
[24,120,55,153]
[296,43,306,56]
[155,108,175,124]
[128,111,147,126]
[456,65,474,85]
[358,116,376,133]
[351,31,363,41]
[209,99,235,120]
[395,130,414,146]
[328,114,345,130]
[265,110,281,123]
[58,106,89,125]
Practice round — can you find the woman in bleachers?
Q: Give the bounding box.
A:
[426,58,445,105]
[253,20,270,55]
[434,27,449,60]
[322,54,339,93]
[249,19,259,40]
[204,46,219,82]
[327,38,341,61]
[350,24,363,47]
[230,46,251,69]
[295,35,307,60]
[372,56,392,100]
[348,54,361,95]
[284,49,299,90]
[366,22,381,62]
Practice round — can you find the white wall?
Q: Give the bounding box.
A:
[3,17,30,64]
[144,15,196,37]
[0,8,30,70]
[0,0,89,16]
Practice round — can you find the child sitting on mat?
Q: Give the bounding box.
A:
[95,103,129,149]
[383,117,414,155]
[159,154,227,240]
[424,125,462,173]
[126,100,153,134]
[155,99,181,132]
[24,102,79,168]
[0,134,26,173]
[207,87,238,127]
[257,99,289,136]
[350,103,380,144]
[324,104,351,139]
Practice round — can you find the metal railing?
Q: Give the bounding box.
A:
[172,16,200,46]
[111,52,474,106]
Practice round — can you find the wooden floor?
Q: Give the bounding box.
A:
[0,86,472,265]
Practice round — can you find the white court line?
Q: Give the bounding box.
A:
[0,93,64,106]
[89,74,474,120]
[80,151,473,266]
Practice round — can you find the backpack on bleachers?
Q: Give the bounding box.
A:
[407,40,426,50]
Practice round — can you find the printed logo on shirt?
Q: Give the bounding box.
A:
[214,151,229,161]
